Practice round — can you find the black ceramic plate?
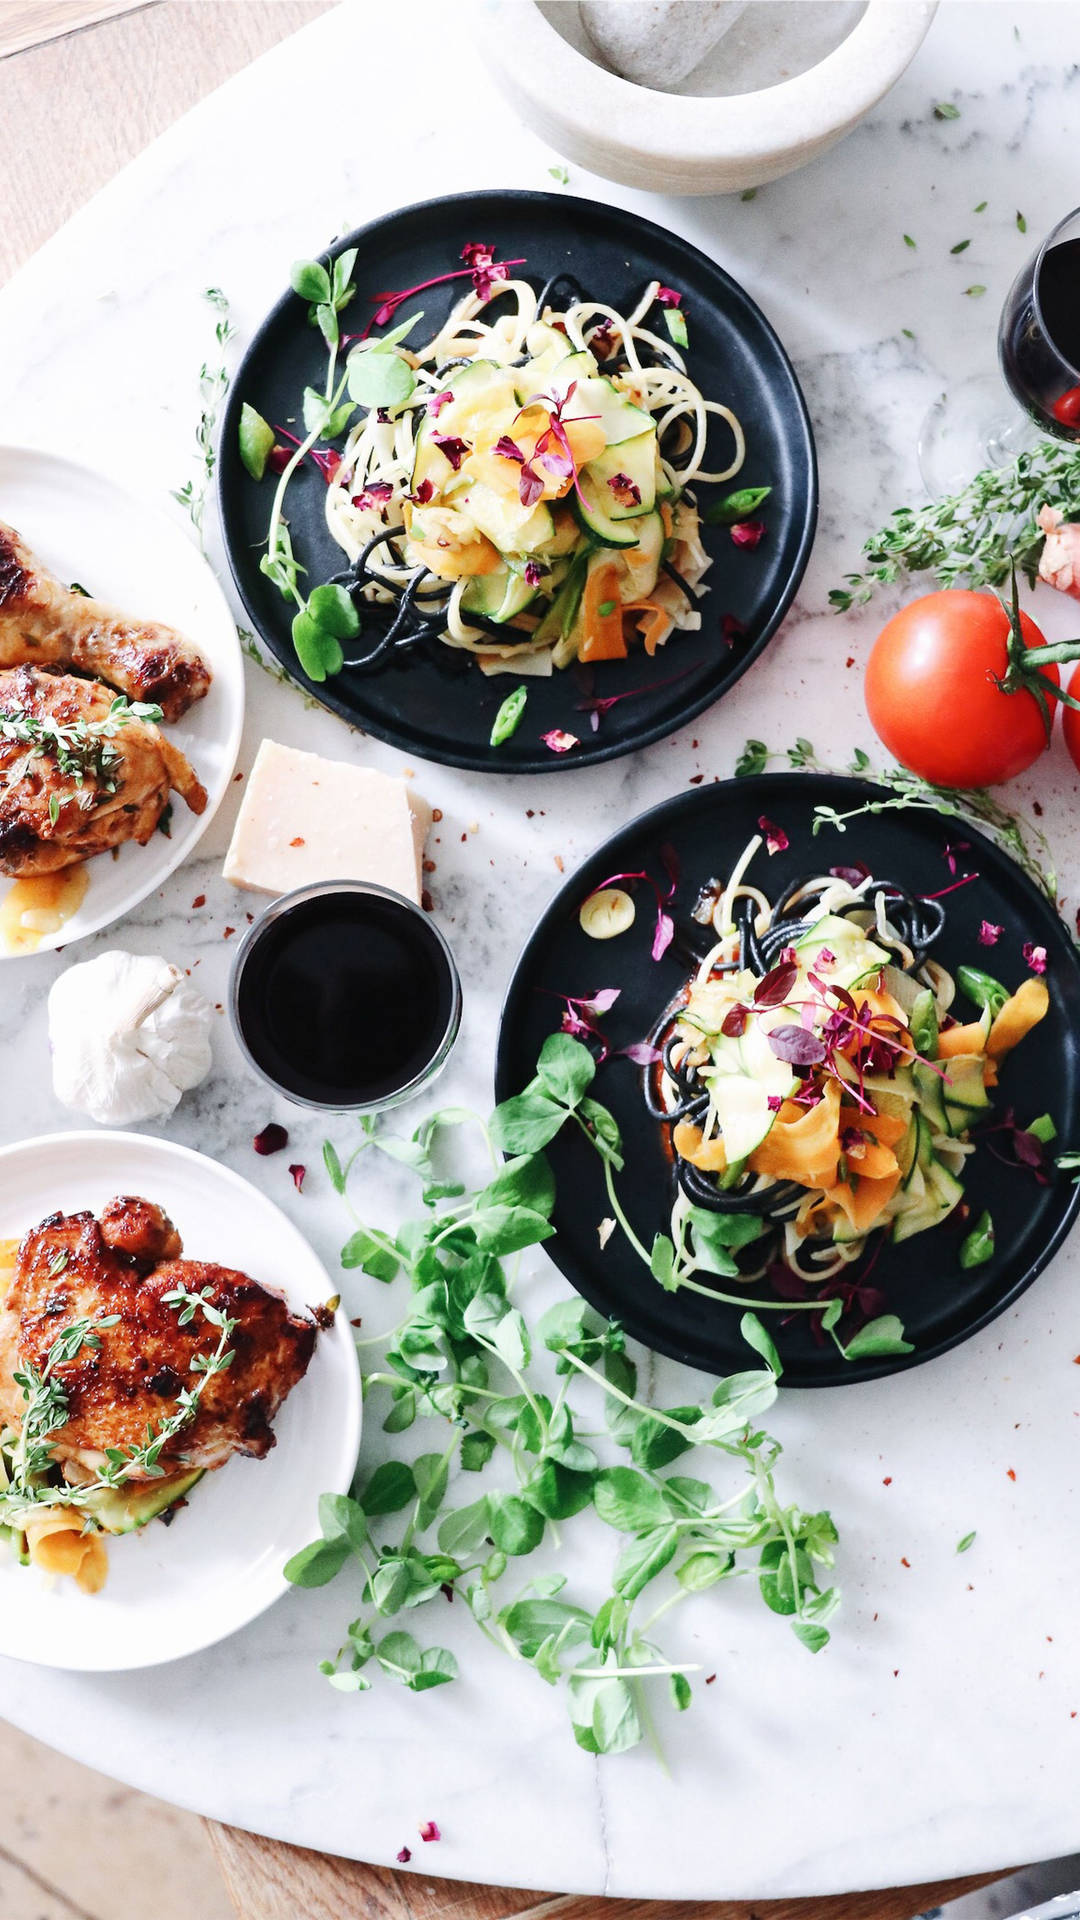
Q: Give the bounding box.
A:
[495,775,1080,1385]
[218,190,816,773]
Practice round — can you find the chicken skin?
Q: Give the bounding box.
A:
[0,1197,319,1480]
[0,664,206,877]
[0,520,212,722]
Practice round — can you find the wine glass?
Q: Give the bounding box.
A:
[918,204,1080,498]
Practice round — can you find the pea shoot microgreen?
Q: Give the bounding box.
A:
[293,1063,842,1756]
[252,246,428,684]
[173,287,235,548]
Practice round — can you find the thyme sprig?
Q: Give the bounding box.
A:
[173,286,236,547]
[0,695,165,810]
[830,440,1080,609]
[0,1286,236,1525]
[5,1318,118,1504]
[735,737,1059,905]
[94,1285,237,1485]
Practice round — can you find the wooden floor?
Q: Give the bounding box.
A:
[0,10,331,1916]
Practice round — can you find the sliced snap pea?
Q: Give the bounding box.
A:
[489,685,527,748]
[959,1210,995,1270]
[908,987,939,1059]
[956,965,1010,1019]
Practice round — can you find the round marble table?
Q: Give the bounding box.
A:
[0,0,1078,1901]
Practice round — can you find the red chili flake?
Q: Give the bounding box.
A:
[192,894,206,909]
[689,773,704,785]
[493,434,525,463]
[883,1475,893,1485]
[432,434,470,471]
[900,1557,911,1568]
[1023,942,1048,974]
[290,836,306,848]
[1007,1467,1016,1480]
[428,389,454,418]
[253,1123,288,1156]
[978,920,1003,946]
[705,1673,716,1684]
[224,926,236,939]
[350,1316,363,1327]
[845,656,855,669]
[731,521,766,549]
[408,479,434,505]
[288,1164,306,1192]
[655,286,682,306]
[541,729,579,754]
[419,1820,441,1843]
[758,815,789,855]
[397,1847,412,1864]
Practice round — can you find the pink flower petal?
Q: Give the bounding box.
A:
[419,1821,441,1844]
[731,521,766,549]
[541,729,580,754]
[288,1163,306,1191]
[978,920,1003,947]
[758,815,789,855]
[1023,942,1048,974]
[253,1123,288,1156]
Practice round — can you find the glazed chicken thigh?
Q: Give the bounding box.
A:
[0,664,206,877]
[0,520,212,722]
[0,1197,319,1479]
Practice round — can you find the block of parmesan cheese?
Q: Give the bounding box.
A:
[223,740,432,903]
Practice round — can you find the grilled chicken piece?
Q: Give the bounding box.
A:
[0,521,212,722]
[0,1197,319,1479]
[0,664,206,878]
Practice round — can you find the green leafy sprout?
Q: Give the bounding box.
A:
[292,1069,842,1756]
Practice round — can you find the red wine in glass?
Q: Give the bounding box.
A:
[919,205,1080,496]
[999,208,1080,441]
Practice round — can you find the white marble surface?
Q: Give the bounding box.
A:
[2,0,1080,1899]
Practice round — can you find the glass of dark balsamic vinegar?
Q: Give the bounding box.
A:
[918,205,1080,497]
[230,882,462,1111]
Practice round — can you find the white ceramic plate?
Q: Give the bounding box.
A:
[0,445,244,955]
[0,1131,361,1671]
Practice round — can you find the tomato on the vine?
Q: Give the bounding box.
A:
[864,589,1060,788]
[1062,663,1080,773]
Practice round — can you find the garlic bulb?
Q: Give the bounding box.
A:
[48,950,213,1127]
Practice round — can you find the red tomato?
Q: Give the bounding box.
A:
[865,589,1058,788]
[1062,662,1080,772]
[1052,385,1080,428]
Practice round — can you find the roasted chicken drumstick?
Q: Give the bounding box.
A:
[0,1196,319,1479]
[0,520,212,722]
[0,664,206,877]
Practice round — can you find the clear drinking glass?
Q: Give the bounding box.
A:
[918,205,1080,497]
